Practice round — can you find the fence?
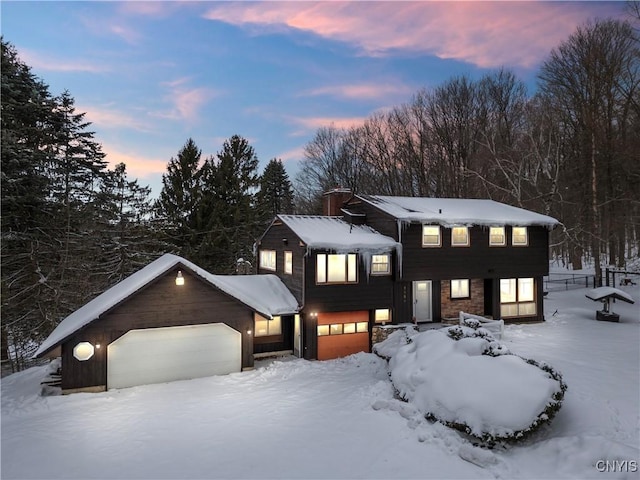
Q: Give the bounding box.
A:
[544,273,596,292]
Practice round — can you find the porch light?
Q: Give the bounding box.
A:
[95,343,101,349]
[175,270,185,286]
[246,329,252,335]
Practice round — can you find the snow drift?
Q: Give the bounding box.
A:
[374,321,567,443]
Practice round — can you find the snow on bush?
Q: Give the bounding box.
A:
[373,324,567,444]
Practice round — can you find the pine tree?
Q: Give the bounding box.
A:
[257,158,294,225]
[155,138,203,259]
[199,135,260,273]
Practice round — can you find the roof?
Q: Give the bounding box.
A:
[358,195,559,228]
[585,287,635,304]
[34,254,299,358]
[277,214,399,252]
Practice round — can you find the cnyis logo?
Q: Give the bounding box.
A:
[595,460,638,473]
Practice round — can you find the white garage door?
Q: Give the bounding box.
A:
[107,323,241,390]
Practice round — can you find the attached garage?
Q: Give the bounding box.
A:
[317,311,369,360]
[33,254,299,393]
[107,324,241,390]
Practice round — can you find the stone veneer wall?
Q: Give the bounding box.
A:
[440,278,485,320]
[372,324,416,346]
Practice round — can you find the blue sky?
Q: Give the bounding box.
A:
[2,1,627,197]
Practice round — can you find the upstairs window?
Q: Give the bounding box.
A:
[371,254,391,275]
[422,225,441,247]
[489,227,505,246]
[450,279,470,299]
[451,226,469,246]
[316,253,357,284]
[512,227,528,246]
[284,251,293,275]
[259,249,276,271]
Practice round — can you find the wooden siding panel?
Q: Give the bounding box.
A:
[61,269,254,391]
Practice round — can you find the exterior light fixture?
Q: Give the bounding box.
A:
[175,270,185,286]
[310,312,318,318]
[246,329,252,335]
[95,343,101,349]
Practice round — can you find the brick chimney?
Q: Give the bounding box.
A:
[322,187,353,216]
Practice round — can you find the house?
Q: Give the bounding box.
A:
[33,254,299,393]
[257,190,559,361]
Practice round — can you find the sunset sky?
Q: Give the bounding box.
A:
[2,1,627,197]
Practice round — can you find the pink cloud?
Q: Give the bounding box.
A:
[102,143,168,179]
[80,105,153,133]
[202,2,622,69]
[275,146,306,164]
[154,80,219,123]
[19,49,108,73]
[302,83,412,100]
[288,115,366,134]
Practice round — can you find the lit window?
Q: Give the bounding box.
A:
[512,227,528,246]
[489,227,505,246]
[316,253,358,284]
[317,325,330,336]
[254,315,282,337]
[284,251,293,275]
[500,278,536,317]
[259,249,276,271]
[422,226,441,247]
[451,279,470,299]
[343,323,356,334]
[330,324,343,335]
[73,342,94,361]
[374,309,391,323]
[451,227,469,246]
[371,254,391,275]
[356,322,368,333]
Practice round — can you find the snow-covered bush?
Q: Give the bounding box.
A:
[373,325,567,444]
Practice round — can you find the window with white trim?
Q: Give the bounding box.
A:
[316,253,358,284]
[489,227,505,246]
[512,227,528,246]
[450,279,470,299]
[422,225,441,247]
[254,314,282,337]
[500,278,536,317]
[451,226,469,246]
[259,249,276,271]
[284,251,293,275]
[371,254,390,275]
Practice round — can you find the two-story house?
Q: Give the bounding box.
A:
[257,189,559,361]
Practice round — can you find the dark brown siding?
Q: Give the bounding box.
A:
[61,267,254,391]
[257,220,306,304]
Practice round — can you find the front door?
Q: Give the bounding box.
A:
[413,281,433,323]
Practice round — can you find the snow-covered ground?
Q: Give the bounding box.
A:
[2,284,638,479]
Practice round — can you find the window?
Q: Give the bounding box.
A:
[73,342,95,361]
[255,315,282,337]
[500,278,536,317]
[375,309,391,323]
[317,325,330,336]
[422,226,441,247]
[450,279,470,299]
[451,226,469,246]
[512,227,528,246]
[259,249,276,271]
[316,253,358,284]
[284,251,293,275]
[317,321,369,336]
[371,254,390,275]
[343,323,356,334]
[489,227,505,246]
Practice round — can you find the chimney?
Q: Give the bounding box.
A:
[322,187,353,216]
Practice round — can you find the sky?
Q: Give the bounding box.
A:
[2,1,628,198]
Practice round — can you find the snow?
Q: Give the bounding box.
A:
[34,254,299,358]
[4,282,639,479]
[359,195,560,228]
[277,214,400,252]
[585,287,635,304]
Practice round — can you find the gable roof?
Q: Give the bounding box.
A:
[34,254,299,358]
[357,195,559,228]
[277,214,399,252]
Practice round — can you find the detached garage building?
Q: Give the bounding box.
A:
[34,254,299,394]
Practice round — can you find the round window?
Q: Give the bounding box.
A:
[73,342,95,361]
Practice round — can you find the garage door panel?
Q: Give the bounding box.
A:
[108,323,241,390]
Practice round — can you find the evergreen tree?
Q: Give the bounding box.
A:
[257,158,294,225]
[155,138,203,259]
[199,135,260,273]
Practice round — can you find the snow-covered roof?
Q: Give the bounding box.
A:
[585,287,635,304]
[277,214,399,252]
[34,254,299,358]
[358,195,559,228]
